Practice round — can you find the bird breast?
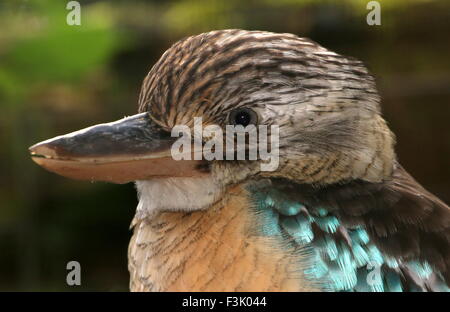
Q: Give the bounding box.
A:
[128,185,317,291]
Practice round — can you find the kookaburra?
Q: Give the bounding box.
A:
[30,30,450,292]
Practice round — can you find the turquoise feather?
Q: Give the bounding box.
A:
[250,187,450,292]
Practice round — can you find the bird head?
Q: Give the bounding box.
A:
[29,29,396,213]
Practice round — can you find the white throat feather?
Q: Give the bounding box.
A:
[134,177,223,219]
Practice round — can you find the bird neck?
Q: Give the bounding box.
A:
[128,183,318,291]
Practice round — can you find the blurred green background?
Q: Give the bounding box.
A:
[0,0,449,291]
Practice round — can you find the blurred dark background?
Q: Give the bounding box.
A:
[0,0,449,291]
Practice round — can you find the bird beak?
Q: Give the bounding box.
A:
[29,113,206,184]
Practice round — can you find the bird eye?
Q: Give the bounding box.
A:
[229,108,258,127]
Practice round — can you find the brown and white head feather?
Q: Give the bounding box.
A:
[138,29,394,188]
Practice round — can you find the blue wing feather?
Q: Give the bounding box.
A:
[250,187,450,292]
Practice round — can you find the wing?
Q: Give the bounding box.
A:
[255,162,450,291]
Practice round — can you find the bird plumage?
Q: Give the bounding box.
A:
[30,29,450,292]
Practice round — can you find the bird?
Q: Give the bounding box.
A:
[29,29,450,292]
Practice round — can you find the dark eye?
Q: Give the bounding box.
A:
[229,108,258,127]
